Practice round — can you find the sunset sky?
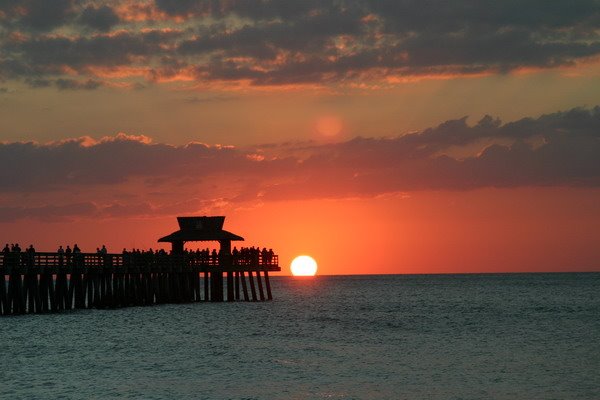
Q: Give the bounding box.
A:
[1,0,599,275]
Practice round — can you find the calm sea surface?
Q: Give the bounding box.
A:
[1,273,599,399]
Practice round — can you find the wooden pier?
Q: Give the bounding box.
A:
[0,216,280,316]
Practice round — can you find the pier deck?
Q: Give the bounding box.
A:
[0,252,280,316]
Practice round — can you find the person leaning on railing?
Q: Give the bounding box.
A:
[65,245,72,266]
[12,243,22,267]
[232,247,240,265]
[26,244,35,268]
[261,248,268,265]
[57,245,65,267]
[73,244,82,267]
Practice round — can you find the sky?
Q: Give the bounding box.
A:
[1,0,599,275]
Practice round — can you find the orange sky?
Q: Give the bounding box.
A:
[1,1,600,275]
[2,187,599,275]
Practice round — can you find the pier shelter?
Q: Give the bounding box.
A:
[158,216,243,254]
[158,216,254,302]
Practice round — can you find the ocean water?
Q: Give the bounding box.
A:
[1,273,599,400]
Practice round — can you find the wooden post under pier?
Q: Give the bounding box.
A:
[256,269,266,301]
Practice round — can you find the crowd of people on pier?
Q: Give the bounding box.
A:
[232,247,276,266]
[121,246,277,266]
[3,243,34,254]
[1,243,277,268]
[2,243,37,266]
[3,243,85,256]
[2,242,87,267]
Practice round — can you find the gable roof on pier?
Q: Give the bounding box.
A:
[158,216,244,243]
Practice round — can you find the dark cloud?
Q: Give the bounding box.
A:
[0,134,266,191]
[0,200,210,222]
[0,106,598,221]
[0,0,75,31]
[5,30,180,69]
[24,78,51,88]
[55,78,102,90]
[0,202,96,222]
[153,0,213,17]
[78,5,120,32]
[368,0,600,32]
[0,29,183,87]
[1,0,599,88]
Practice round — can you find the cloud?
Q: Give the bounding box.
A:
[55,78,102,90]
[0,0,75,31]
[182,94,239,103]
[78,5,121,32]
[1,0,599,89]
[0,133,263,191]
[0,202,97,223]
[0,199,218,222]
[0,106,598,221]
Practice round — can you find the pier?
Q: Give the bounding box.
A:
[0,216,280,316]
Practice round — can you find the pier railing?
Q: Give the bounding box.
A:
[0,252,279,273]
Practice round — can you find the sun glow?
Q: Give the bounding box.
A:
[315,115,343,137]
[290,255,318,276]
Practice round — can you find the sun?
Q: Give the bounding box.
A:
[290,255,318,276]
[315,115,343,137]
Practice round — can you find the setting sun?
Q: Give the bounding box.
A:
[290,255,318,276]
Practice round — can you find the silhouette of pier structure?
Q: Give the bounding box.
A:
[0,216,280,316]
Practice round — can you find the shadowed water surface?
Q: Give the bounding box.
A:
[1,273,599,399]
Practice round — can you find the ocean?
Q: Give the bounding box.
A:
[1,273,598,399]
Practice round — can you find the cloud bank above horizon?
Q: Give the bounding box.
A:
[1,0,600,91]
[1,106,599,222]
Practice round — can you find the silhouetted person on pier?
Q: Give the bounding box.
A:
[98,245,110,267]
[2,244,9,254]
[26,245,35,267]
[261,248,268,265]
[57,245,64,266]
[253,247,259,264]
[232,247,239,265]
[211,249,218,265]
[65,245,72,266]
[72,244,81,266]
[10,244,20,267]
